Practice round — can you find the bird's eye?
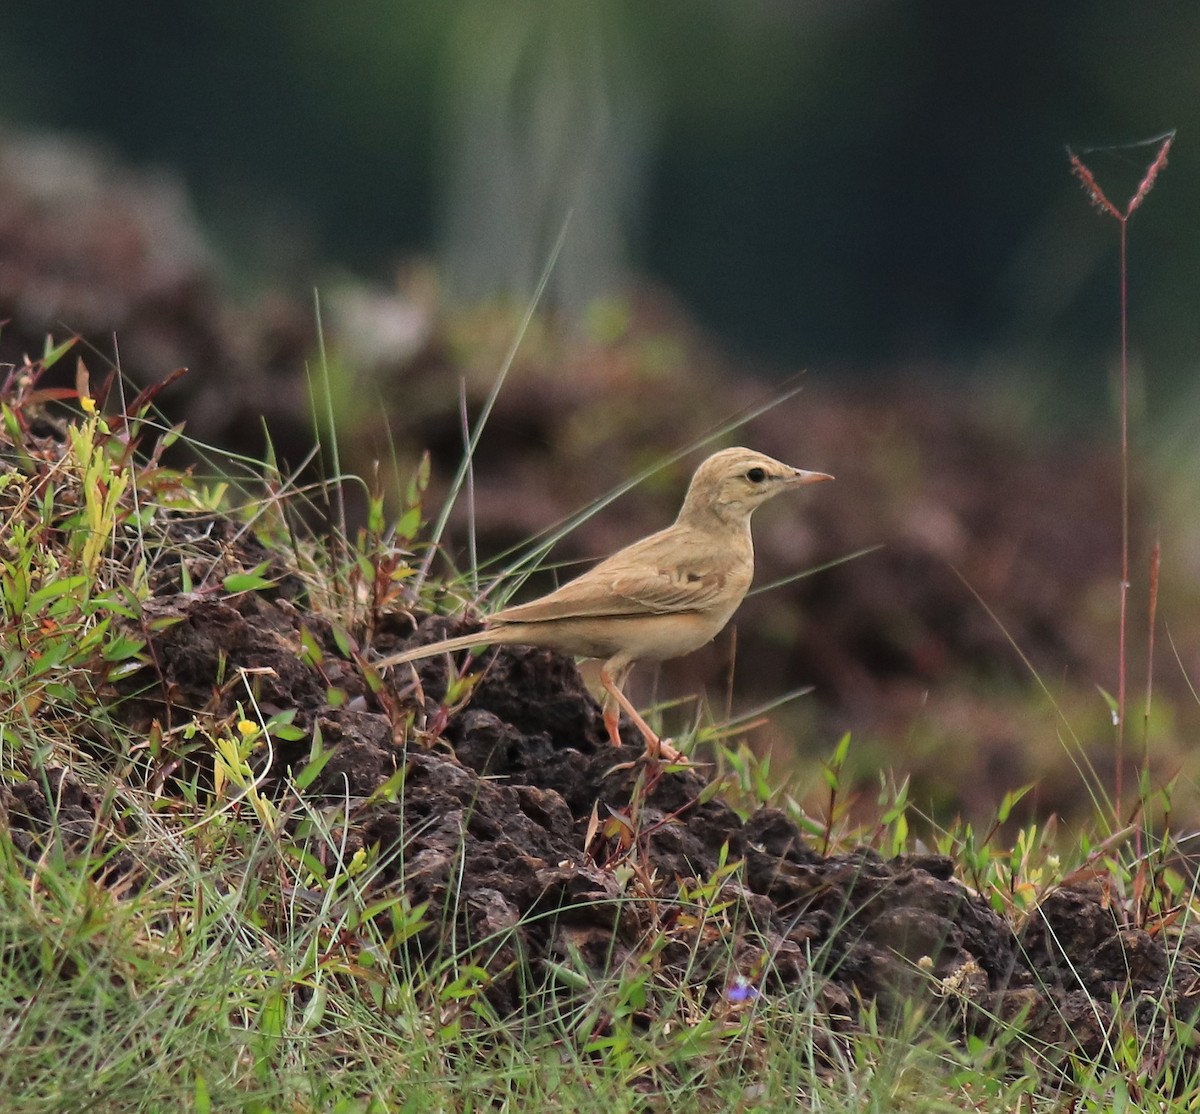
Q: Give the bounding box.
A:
[746,467,766,483]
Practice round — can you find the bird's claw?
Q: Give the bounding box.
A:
[649,736,687,765]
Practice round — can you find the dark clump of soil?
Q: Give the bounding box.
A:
[5,550,1197,1072]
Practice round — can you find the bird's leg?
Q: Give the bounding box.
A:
[599,664,632,748]
[599,665,684,763]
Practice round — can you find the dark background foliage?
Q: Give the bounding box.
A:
[2,1,1196,410]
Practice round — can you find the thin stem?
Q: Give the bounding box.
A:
[1067,132,1172,824]
[458,379,478,594]
[1137,538,1160,861]
[1116,216,1128,812]
[1144,539,1159,742]
[1108,214,1128,811]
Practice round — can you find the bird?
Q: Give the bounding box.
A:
[376,447,833,761]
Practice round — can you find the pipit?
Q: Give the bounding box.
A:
[377,447,833,760]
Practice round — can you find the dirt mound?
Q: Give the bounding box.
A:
[5,558,1195,1068]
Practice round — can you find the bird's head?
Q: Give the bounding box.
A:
[676,447,833,527]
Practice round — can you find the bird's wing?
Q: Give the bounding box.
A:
[608,559,735,614]
[493,532,742,623]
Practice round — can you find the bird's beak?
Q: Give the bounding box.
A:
[790,469,835,485]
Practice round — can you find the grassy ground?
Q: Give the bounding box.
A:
[2,340,1200,1113]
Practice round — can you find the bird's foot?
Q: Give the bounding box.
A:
[604,711,691,767]
[605,710,688,764]
[648,735,688,765]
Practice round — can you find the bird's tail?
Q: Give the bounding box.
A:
[374,629,499,669]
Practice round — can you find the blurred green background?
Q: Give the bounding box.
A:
[1,0,1196,408]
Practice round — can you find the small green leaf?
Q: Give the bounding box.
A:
[42,334,78,369]
[298,625,324,667]
[543,960,592,992]
[284,843,327,882]
[696,776,729,806]
[440,965,491,1001]
[833,732,852,766]
[367,493,386,535]
[396,504,422,541]
[269,722,306,742]
[101,634,146,662]
[355,553,376,584]
[367,766,406,805]
[997,784,1034,824]
[2,404,23,447]
[1096,684,1119,726]
[193,1072,211,1114]
[223,564,277,594]
[293,744,335,792]
[330,624,353,658]
[27,576,89,612]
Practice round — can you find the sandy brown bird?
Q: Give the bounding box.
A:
[377,447,833,760]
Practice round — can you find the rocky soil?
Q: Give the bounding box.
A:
[3,529,1195,1069]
